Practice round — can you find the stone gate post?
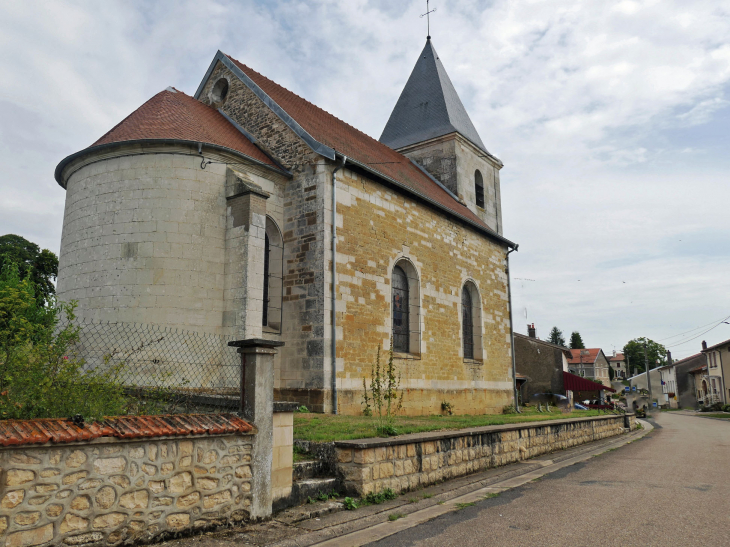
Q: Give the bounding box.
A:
[228,338,285,520]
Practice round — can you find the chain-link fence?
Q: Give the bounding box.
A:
[70,320,242,415]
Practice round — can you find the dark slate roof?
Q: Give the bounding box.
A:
[380,38,488,153]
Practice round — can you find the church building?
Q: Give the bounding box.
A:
[55,38,518,415]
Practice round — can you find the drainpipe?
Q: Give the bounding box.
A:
[506,244,520,412]
[331,154,347,414]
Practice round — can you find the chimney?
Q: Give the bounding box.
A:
[667,351,673,365]
[527,324,536,339]
[702,340,707,351]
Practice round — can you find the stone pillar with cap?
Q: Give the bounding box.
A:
[228,338,285,520]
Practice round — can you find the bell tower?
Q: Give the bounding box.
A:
[380,38,503,234]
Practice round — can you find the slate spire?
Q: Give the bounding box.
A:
[379,38,487,153]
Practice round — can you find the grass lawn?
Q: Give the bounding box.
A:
[697,413,730,419]
[294,407,607,442]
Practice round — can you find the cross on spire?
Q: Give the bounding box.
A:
[420,0,436,39]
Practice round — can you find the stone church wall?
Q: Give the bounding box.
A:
[199,63,333,412]
[57,149,229,333]
[333,168,513,416]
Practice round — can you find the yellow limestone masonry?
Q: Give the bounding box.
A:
[333,169,513,416]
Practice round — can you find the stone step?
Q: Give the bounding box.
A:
[273,476,342,513]
[294,459,327,480]
[293,477,341,501]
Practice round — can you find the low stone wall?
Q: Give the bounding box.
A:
[335,414,635,496]
[0,418,255,546]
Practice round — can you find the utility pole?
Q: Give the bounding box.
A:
[644,341,653,411]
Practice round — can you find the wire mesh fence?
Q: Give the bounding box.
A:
[68,320,242,416]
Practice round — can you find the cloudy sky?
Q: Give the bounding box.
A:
[1,0,729,358]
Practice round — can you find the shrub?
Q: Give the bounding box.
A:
[441,401,454,415]
[343,497,358,510]
[0,264,127,421]
[502,404,516,414]
[363,488,397,505]
[361,343,404,433]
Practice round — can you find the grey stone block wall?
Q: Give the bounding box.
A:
[57,150,228,332]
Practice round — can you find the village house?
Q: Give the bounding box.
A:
[608,351,627,379]
[701,338,729,405]
[54,39,518,416]
[656,352,705,409]
[514,325,571,405]
[567,348,611,386]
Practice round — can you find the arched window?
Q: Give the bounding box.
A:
[263,217,283,331]
[475,170,485,209]
[391,260,421,354]
[263,232,270,326]
[462,289,474,359]
[461,281,483,361]
[392,266,410,353]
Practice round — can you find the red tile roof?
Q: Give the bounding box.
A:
[91,88,277,168]
[609,353,625,361]
[0,414,254,447]
[563,371,615,392]
[567,348,604,364]
[224,54,503,240]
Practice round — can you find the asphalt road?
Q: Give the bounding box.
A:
[367,412,730,547]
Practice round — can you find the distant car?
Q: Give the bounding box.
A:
[575,403,589,410]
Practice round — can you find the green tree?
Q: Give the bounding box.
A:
[0,234,58,306]
[622,337,667,374]
[548,327,566,347]
[0,263,127,420]
[609,365,615,381]
[569,331,585,349]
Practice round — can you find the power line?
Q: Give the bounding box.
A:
[657,315,730,342]
[664,315,730,349]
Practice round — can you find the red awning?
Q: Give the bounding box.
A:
[563,371,616,393]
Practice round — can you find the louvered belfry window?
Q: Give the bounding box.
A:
[462,288,474,359]
[392,265,410,353]
[475,170,485,209]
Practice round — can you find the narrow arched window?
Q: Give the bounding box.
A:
[263,217,283,331]
[263,233,270,326]
[462,289,474,359]
[475,170,485,208]
[392,265,410,353]
[461,281,483,361]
